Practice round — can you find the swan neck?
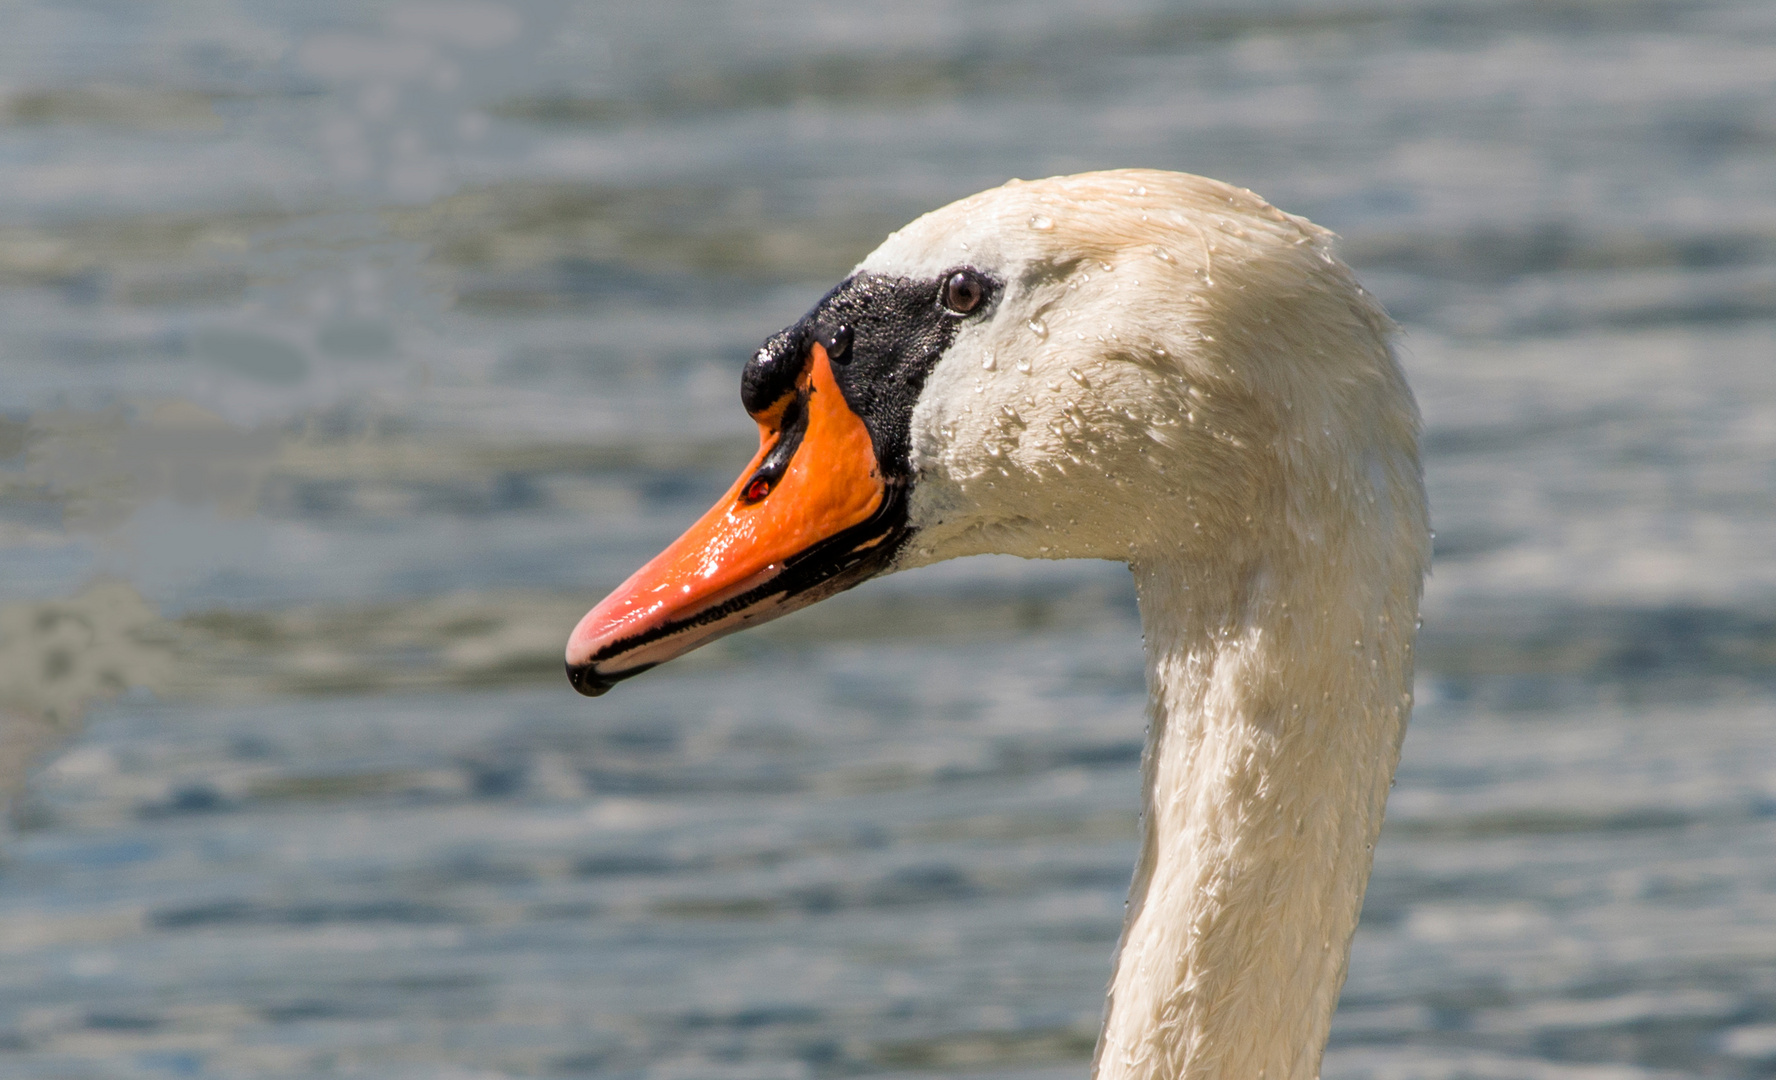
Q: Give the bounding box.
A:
[1093,552,1416,1080]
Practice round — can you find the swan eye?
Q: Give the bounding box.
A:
[818,324,853,362]
[941,270,985,315]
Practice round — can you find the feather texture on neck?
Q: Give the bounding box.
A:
[871,170,1430,1079]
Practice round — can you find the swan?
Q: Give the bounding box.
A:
[565,169,1430,1080]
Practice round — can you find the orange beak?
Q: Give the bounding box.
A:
[566,342,900,695]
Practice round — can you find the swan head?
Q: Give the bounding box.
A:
[567,169,1423,696]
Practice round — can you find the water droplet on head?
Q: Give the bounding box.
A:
[1068,368,1088,386]
[981,350,996,371]
[1156,248,1172,262]
[1015,356,1032,373]
[1029,215,1053,231]
[1027,317,1047,340]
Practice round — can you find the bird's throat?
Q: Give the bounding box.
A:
[1094,553,1418,1080]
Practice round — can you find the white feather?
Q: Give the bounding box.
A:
[861,170,1431,1080]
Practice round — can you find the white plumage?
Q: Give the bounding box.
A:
[861,170,1431,1079]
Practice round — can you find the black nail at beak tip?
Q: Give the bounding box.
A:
[566,659,656,698]
[566,661,614,697]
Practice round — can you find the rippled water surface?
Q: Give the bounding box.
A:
[1,1,1774,1077]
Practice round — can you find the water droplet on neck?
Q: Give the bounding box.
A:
[1028,215,1054,231]
[1014,356,1032,373]
[1027,317,1047,341]
[1068,368,1088,386]
[1156,248,1173,262]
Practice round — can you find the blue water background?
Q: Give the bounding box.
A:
[0,2,1773,1076]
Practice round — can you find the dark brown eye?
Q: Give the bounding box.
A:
[941,270,985,315]
[817,323,852,362]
